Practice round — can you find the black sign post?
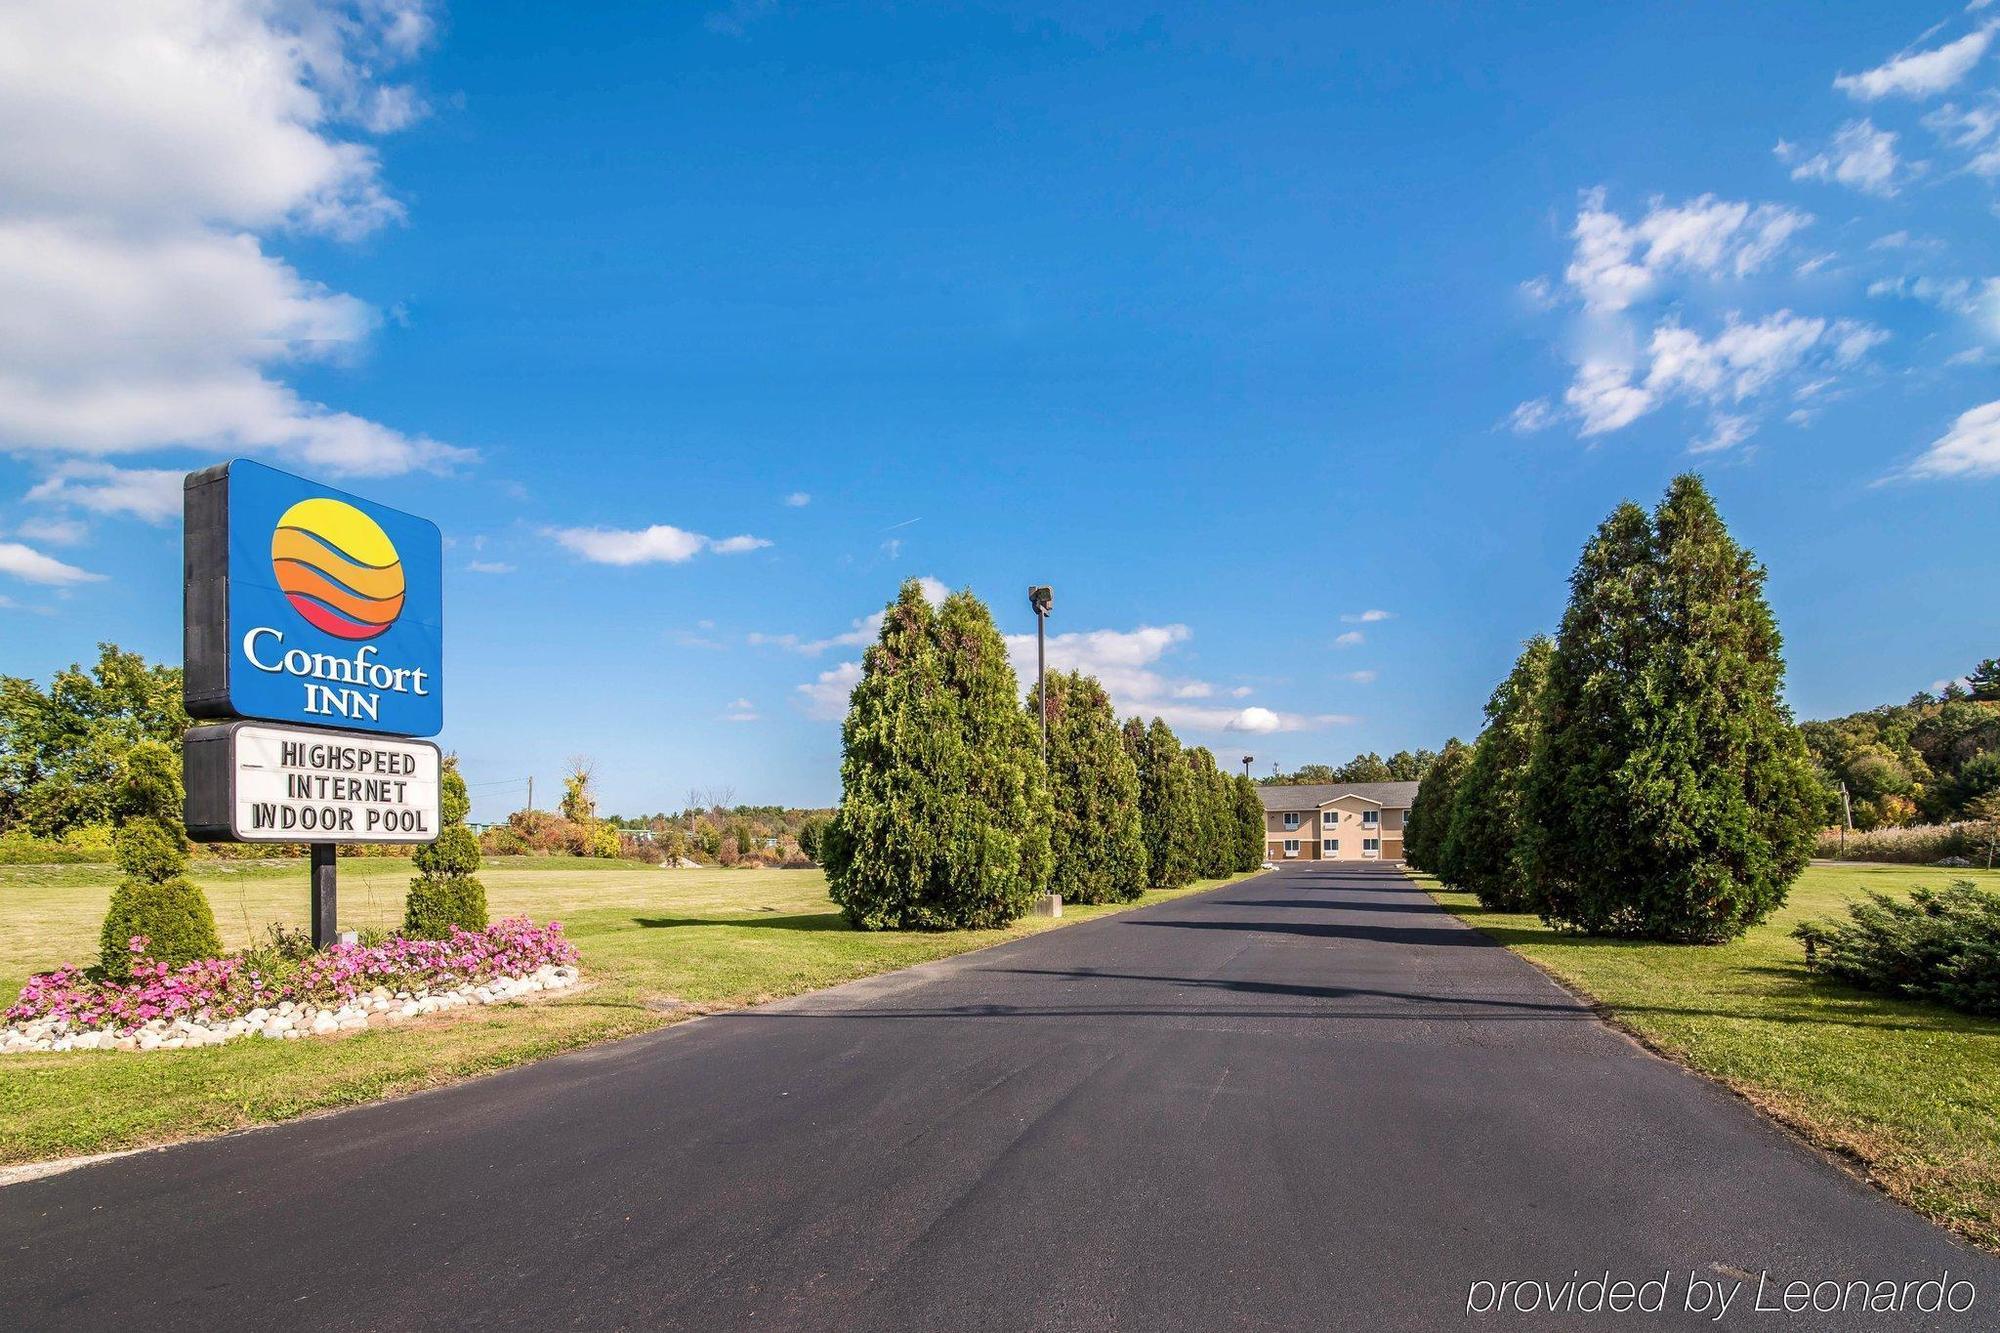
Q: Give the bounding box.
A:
[311,844,339,950]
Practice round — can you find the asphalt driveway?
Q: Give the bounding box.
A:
[2,863,1993,1330]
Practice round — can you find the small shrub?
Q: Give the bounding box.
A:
[1794,879,2000,1017]
[405,760,487,939]
[99,878,222,974]
[0,825,120,865]
[97,740,221,976]
[480,825,528,857]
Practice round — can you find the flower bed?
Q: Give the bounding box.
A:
[3,919,579,1054]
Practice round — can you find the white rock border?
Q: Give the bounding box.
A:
[0,964,580,1055]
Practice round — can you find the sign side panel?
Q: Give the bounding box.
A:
[182,464,234,718]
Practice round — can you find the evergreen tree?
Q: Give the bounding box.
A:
[1525,475,1821,942]
[1969,657,2000,703]
[1232,773,1267,871]
[1184,746,1234,877]
[1033,670,1147,903]
[405,756,487,938]
[825,580,1051,929]
[98,739,221,975]
[1127,717,1198,888]
[1403,736,1469,873]
[1443,639,1553,909]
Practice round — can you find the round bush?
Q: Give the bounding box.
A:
[403,874,489,939]
[98,875,223,977]
[413,825,482,879]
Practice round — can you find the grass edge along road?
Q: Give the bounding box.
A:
[0,858,1263,1168]
[1417,862,2000,1254]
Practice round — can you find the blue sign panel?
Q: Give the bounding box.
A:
[185,460,443,737]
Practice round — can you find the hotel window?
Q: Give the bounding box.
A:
[1361,810,1379,827]
[1326,839,1339,853]
[1283,839,1300,856]
[1322,810,1338,825]
[1363,838,1380,852]
[1283,813,1300,830]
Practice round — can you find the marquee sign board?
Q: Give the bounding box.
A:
[184,721,441,844]
[184,459,444,738]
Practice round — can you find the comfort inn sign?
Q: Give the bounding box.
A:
[184,460,444,738]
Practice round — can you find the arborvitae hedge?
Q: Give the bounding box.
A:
[1444,638,1553,910]
[1184,746,1235,878]
[1231,773,1266,872]
[1125,716,1198,888]
[406,756,487,938]
[99,739,220,975]
[1035,670,1147,903]
[1403,736,1469,874]
[1524,475,1820,942]
[825,580,1052,929]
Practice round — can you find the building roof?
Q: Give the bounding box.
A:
[1256,781,1420,811]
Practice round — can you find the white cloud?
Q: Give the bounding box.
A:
[1835,28,1992,101]
[26,461,182,521]
[755,577,951,653]
[796,661,862,721]
[0,1,462,477]
[799,597,1349,736]
[1335,670,1379,684]
[548,524,772,565]
[1689,414,1757,455]
[1229,686,1254,698]
[466,560,514,574]
[722,698,760,723]
[782,491,811,507]
[1518,276,1558,309]
[1506,399,1557,434]
[1566,361,1656,436]
[1003,624,1198,710]
[1901,398,2000,478]
[1334,631,1365,648]
[1924,96,2000,148]
[1565,312,1887,438]
[1340,609,1394,624]
[0,541,103,586]
[1563,189,1812,312]
[1783,120,1904,196]
[11,516,86,546]
[881,538,902,559]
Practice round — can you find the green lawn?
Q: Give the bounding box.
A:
[1419,862,2000,1252]
[0,856,1257,1167]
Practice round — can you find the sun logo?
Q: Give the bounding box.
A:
[270,498,406,641]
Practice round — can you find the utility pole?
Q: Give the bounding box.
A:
[526,774,534,813]
[1838,780,1852,859]
[1242,755,1254,779]
[1027,585,1059,918]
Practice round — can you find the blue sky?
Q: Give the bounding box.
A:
[1,1,1995,818]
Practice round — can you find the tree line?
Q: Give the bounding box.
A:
[1262,751,1437,785]
[822,579,1264,930]
[1404,474,1822,944]
[1796,660,2000,831]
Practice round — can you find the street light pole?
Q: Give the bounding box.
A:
[1242,755,1254,779]
[1027,585,1058,918]
[1028,586,1053,762]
